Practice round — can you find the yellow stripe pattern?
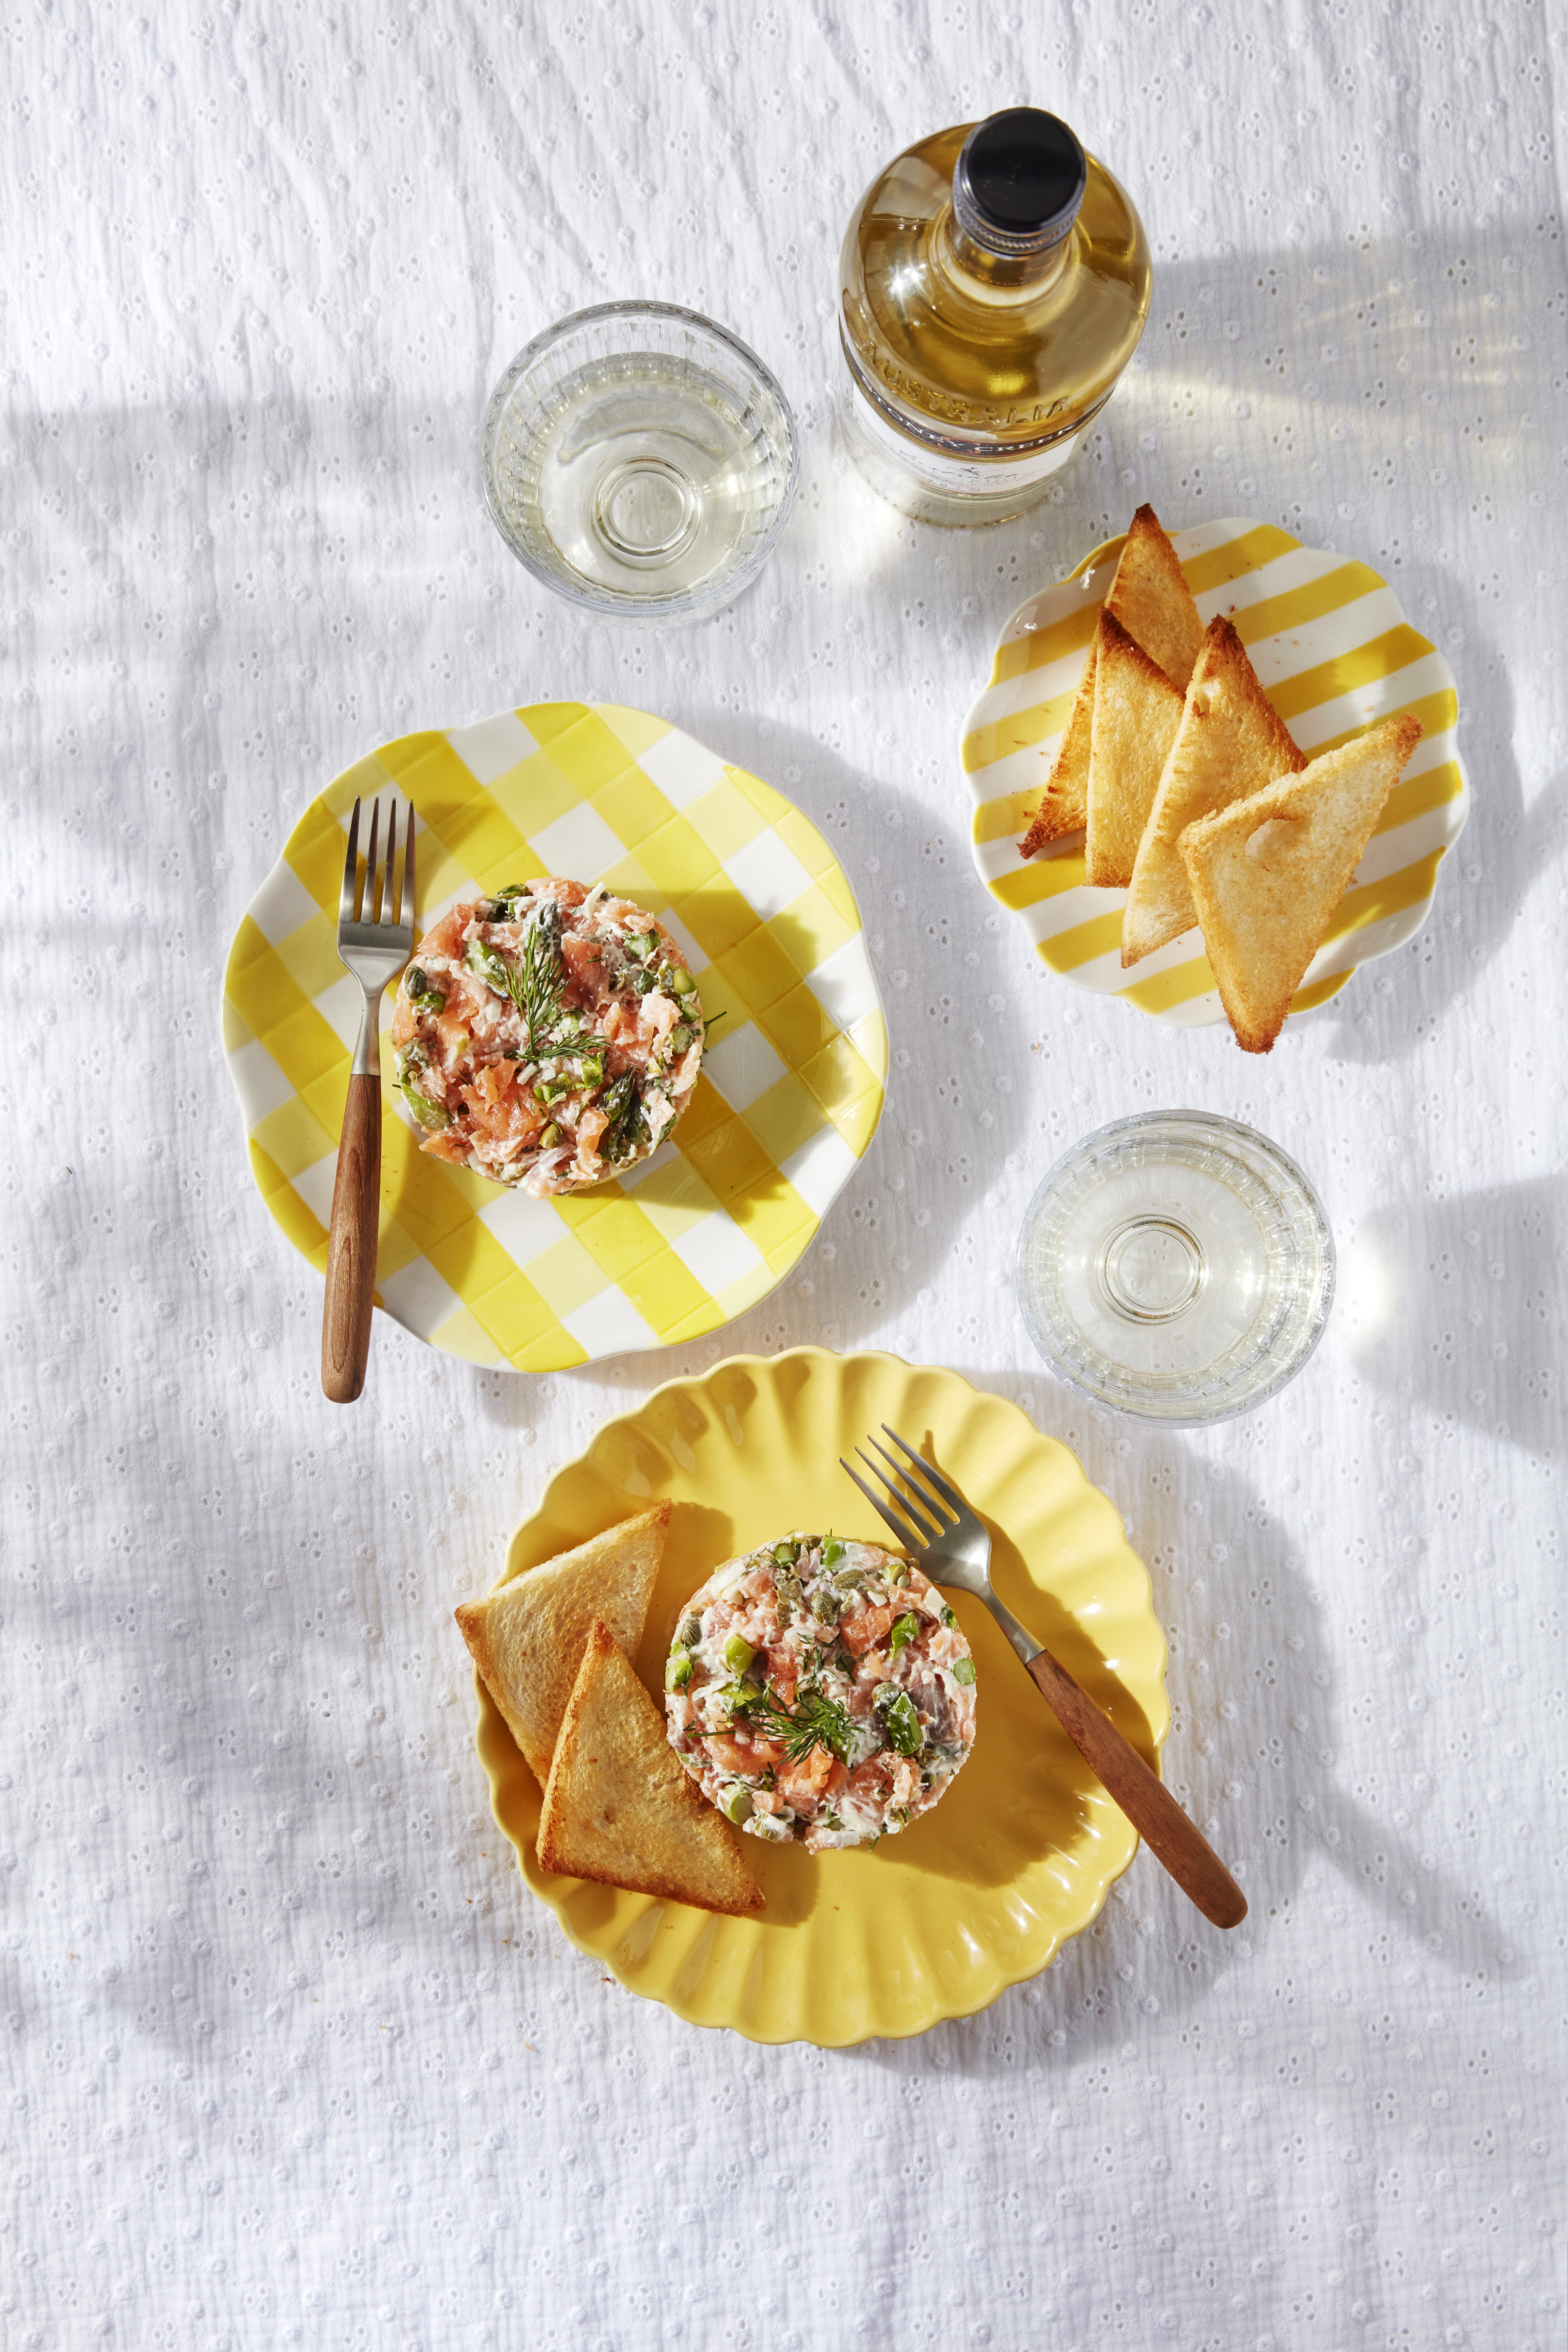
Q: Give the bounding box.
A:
[222,704,887,1371]
[962,519,1470,1030]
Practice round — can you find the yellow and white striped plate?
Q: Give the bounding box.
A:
[222,704,888,1372]
[963,517,1469,1028]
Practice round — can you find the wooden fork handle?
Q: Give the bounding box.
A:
[1026,1646,1247,1930]
[321,1073,381,1404]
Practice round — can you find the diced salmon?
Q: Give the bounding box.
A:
[419,1131,470,1164]
[418,907,467,961]
[562,932,607,1002]
[777,1745,847,1810]
[704,1731,787,1776]
[639,992,678,1052]
[840,1603,896,1658]
[846,1754,897,1808]
[576,1105,609,1161]
[435,1003,475,1059]
[763,1652,797,1709]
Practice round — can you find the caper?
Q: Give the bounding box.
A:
[679,1615,702,1648]
[811,1591,838,1625]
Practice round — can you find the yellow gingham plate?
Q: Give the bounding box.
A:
[221,704,888,1370]
[963,517,1470,1028]
[473,1348,1169,2046]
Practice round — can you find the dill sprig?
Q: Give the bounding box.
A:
[728,1675,856,1768]
[467,905,596,1065]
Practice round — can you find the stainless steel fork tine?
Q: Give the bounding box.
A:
[855,1445,945,1543]
[867,1433,957,1529]
[839,1456,926,1551]
[339,798,362,925]
[402,803,416,929]
[879,1425,966,1520]
[380,801,400,927]
[363,800,382,923]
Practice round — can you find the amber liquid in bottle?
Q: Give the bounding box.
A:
[839,113,1152,525]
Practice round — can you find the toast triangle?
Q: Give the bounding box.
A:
[454,1504,669,1785]
[1121,616,1306,967]
[1105,503,1204,691]
[1084,610,1186,889]
[537,1621,765,1917]
[1178,714,1423,1053]
[1020,627,1097,855]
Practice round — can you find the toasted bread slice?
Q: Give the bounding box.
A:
[1178,714,1423,1053]
[1120,617,1306,967]
[1105,504,1204,692]
[1084,611,1186,889]
[1020,630,1097,856]
[454,1504,669,1785]
[1021,507,1200,859]
[537,1621,764,1917]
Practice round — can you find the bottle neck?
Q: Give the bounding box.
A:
[934,203,1075,302]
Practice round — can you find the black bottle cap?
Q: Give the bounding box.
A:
[953,109,1087,256]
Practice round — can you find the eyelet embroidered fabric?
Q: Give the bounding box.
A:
[4,7,1564,2350]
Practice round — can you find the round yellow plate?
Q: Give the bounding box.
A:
[220,704,887,1371]
[963,516,1470,1028]
[473,1347,1169,2045]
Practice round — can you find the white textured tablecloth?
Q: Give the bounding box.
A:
[5,4,1565,2346]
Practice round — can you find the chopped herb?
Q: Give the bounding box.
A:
[940,1605,957,1628]
[890,1612,920,1655]
[722,1633,756,1676]
[821,1537,846,1570]
[665,1648,693,1691]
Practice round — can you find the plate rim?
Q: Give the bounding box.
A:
[220,700,888,1373]
[963,513,1472,1030]
[471,1342,1172,2046]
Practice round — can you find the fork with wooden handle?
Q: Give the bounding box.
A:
[321,795,415,1403]
[841,1426,1247,1930]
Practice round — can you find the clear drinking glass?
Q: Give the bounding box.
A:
[481,301,799,625]
[1016,1111,1336,1425]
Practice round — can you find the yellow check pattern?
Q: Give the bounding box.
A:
[963,519,1470,1029]
[222,704,888,1371]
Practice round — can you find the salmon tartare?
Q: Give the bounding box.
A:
[665,1533,977,1851]
[389,878,705,1196]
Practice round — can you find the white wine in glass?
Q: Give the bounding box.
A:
[1017,1112,1336,1425]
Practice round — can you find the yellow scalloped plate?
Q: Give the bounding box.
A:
[221,703,887,1372]
[963,516,1469,1028]
[472,1348,1168,2045]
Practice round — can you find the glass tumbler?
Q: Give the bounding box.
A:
[1016,1111,1336,1424]
[481,301,799,625]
